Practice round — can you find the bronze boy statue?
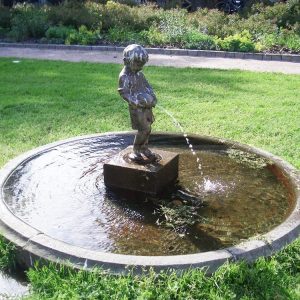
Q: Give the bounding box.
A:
[118,44,157,163]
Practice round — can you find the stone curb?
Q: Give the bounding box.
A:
[1,42,300,63]
[0,132,299,275]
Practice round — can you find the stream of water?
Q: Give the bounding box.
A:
[157,105,204,175]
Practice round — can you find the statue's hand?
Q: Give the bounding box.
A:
[137,93,155,108]
[129,100,138,108]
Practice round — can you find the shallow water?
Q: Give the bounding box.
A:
[2,134,294,256]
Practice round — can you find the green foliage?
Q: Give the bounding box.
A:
[45,26,74,42]
[1,1,300,52]
[189,8,234,38]
[105,26,143,44]
[142,9,216,49]
[183,30,216,49]
[47,0,100,30]
[189,3,300,52]
[99,1,160,32]
[0,5,11,29]
[9,3,49,41]
[0,236,16,272]
[216,30,256,52]
[259,29,300,53]
[159,9,188,45]
[101,0,133,30]
[140,24,216,49]
[65,25,101,45]
[140,26,167,47]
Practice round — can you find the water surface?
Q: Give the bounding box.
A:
[3,134,293,255]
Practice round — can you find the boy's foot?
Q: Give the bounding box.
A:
[142,148,156,159]
[128,151,144,163]
[127,148,159,164]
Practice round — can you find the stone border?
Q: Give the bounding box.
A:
[0,132,299,274]
[1,42,300,63]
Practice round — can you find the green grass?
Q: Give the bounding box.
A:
[0,236,16,272]
[0,58,299,168]
[0,57,299,299]
[25,239,300,299]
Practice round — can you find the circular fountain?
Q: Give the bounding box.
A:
[1,45,299,274]
[0,132,299,274]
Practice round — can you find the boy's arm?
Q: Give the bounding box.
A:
[143,76,157,107]
[118,75,137,107]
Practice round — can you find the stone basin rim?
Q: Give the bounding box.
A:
[0,131,299,274]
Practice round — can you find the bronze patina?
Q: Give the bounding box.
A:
[118,44,158,163]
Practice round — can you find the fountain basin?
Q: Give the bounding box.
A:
[0,132,299,274]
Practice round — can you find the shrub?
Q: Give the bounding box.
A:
[235,14,277,40]
[47,1,100,30]
[46,25,74,40]
[243,1,300,31]
[127,4,162,31]
[9,3,49,41]
[159,9,189,46]
[0,6,11,29]
[1,1,298,53]
[140,26,167,47]
[65,25,101,45]
[106,26,145,44]
[190,2,299,41]
[45,25,75,44]
[216,30,256,52]
[99,1,160,32]
[189,8,234,38]
[259,29,300,53]
[183,30,216,49]
[280,0,300,28]
[101,1,134,31]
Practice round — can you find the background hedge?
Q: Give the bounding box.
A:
[0,0,299,53]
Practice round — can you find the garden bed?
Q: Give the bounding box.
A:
[0,1,299,54]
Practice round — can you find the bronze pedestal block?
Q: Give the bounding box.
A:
[104,146,179,194]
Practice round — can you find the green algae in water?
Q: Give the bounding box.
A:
[227,148,272,169]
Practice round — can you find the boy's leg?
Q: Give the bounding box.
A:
[133,130,145,154]
[141,128,156,159]
[129,130,148,162]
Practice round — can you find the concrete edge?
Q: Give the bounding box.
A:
[1,42,300,63]
[0,132,299,274]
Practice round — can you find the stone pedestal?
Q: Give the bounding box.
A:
[103,147,179,194]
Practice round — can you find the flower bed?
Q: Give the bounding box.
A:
[0,0,299,53]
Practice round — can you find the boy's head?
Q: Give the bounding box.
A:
[123,44,148,72]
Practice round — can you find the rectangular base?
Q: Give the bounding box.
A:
[104,147,179,194]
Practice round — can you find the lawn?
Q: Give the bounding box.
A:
[0,58,299,299]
